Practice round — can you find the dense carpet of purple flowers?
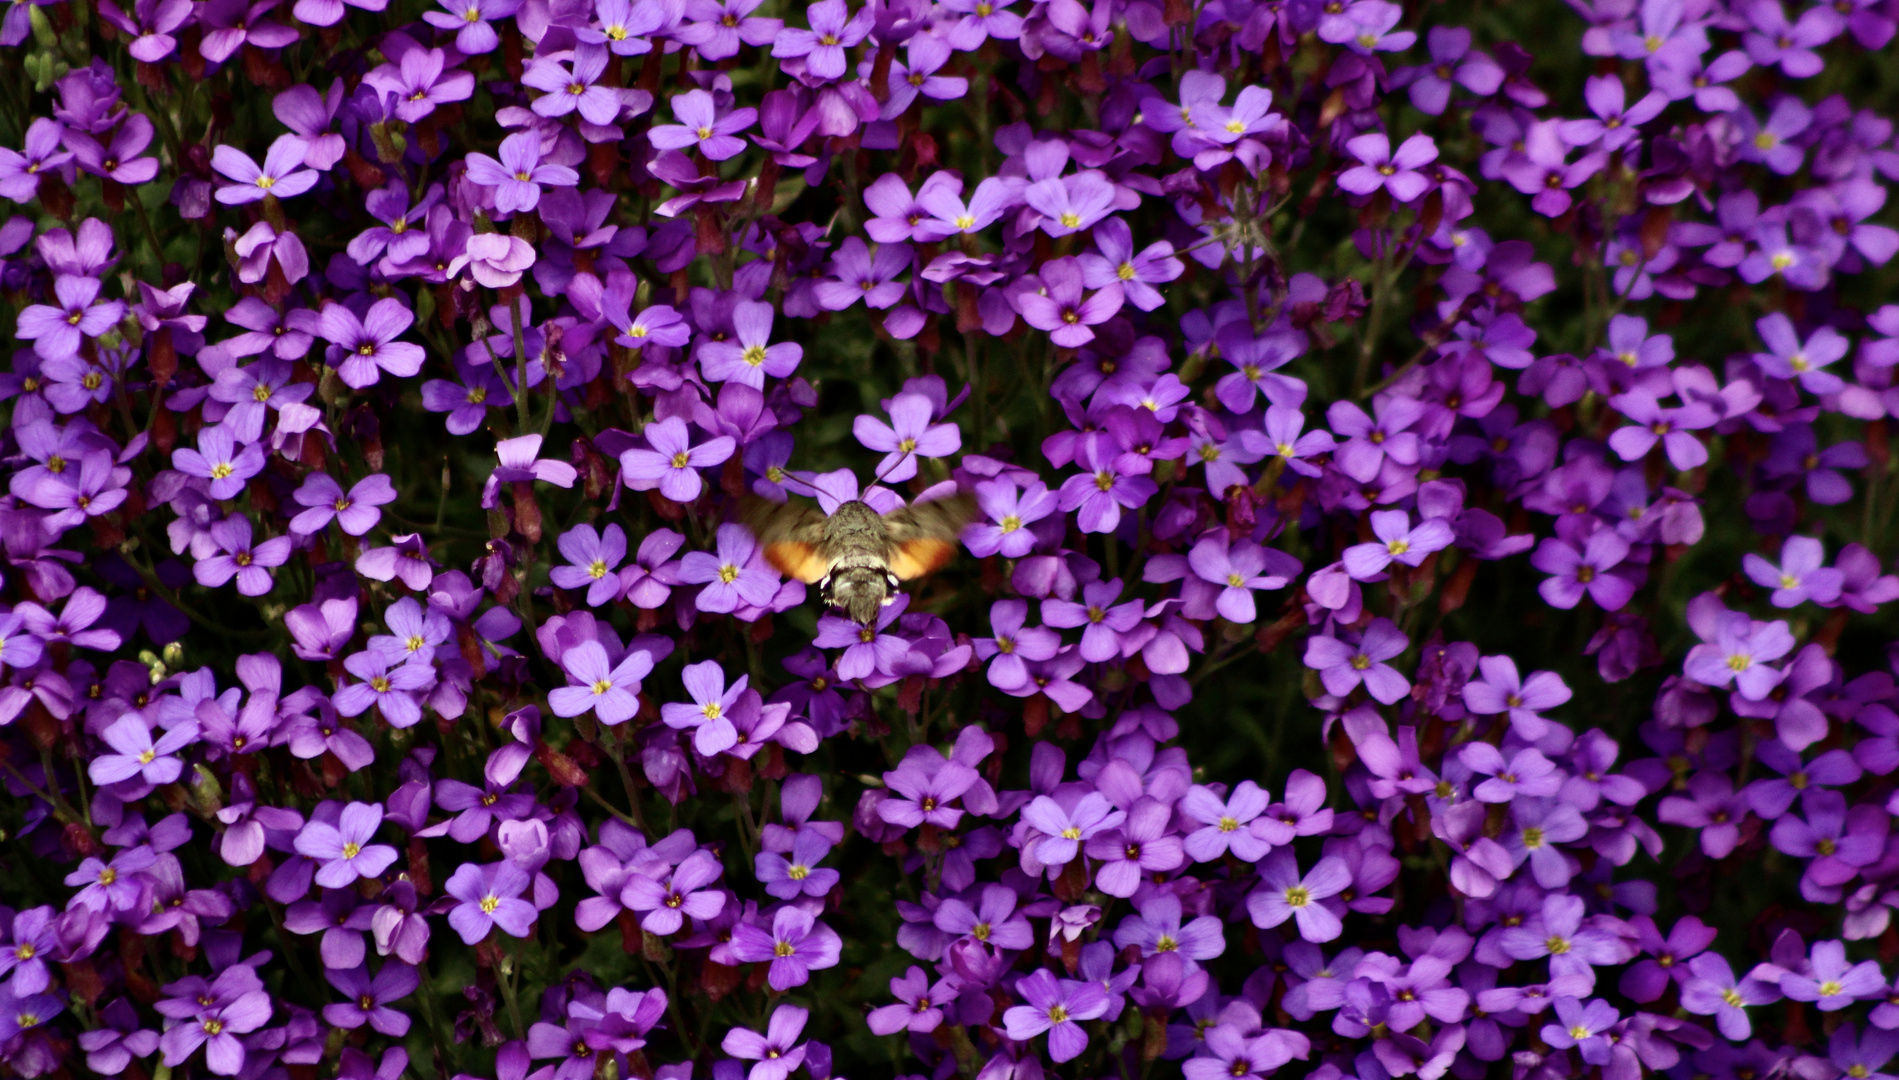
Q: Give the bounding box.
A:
[0,0,1894,1072]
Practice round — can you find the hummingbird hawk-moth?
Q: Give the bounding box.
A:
[740,490,977,625]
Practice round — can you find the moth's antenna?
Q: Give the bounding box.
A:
[868,447,918,489]
[767,467,825,498]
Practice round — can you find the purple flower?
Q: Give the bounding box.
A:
[965,479,1057,558]
[1016,256,1124,348]
[1247,850,1351,941]
[852,392,961,482]
[1338,132,1438,202]
[211,135,318,204]
[1304,618,1410,704]
[1781,940,1884,1010]
[659,659,747,755]
[649,89,757,161]
[290,472,396,537]
[323,961,418,1036]
[1021,791,1125,868]
[444,861,537,944]
[421,0,519,52]
[771,0,872,79]
[551,524,628,606]
[1753,312,1849,395]
[678,523,781,613]
[1342,510,1455,580]
[1461,655,1572,739]
[0,120,73,202]
[814,237,911,310]
[1744,535,1844,607]
[755,831,839,899]
[722,1005,809,1080]
[294,802,398,888]
[1540,997,1619,1065]
[89,714,197,786]
[173,427,265,499]
[549,641,653,725]
[522,44,627,127]
[194,515,292,596]
[868,967,953,1035]
[334,649,433,727]
[1532,528,1637,610]
[155,966,271,1075]
[317,298,426,389]
[1002,968,1110,1063]
[728,906,842,990]
[1684,612,1796,699]
[619,416,735,503]
[465,132,581,215]
[363,47,475,124]
[934,883,1033,949]
[699,300,802,388]
[15,275,125,359]
[623,849,725,935]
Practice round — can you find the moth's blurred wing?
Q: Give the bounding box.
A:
[739,496,830,583]
[883,492,977,580]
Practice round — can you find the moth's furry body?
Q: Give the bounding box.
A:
[740,492,976,625]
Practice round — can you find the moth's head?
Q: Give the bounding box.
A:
[824,566,897,626]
